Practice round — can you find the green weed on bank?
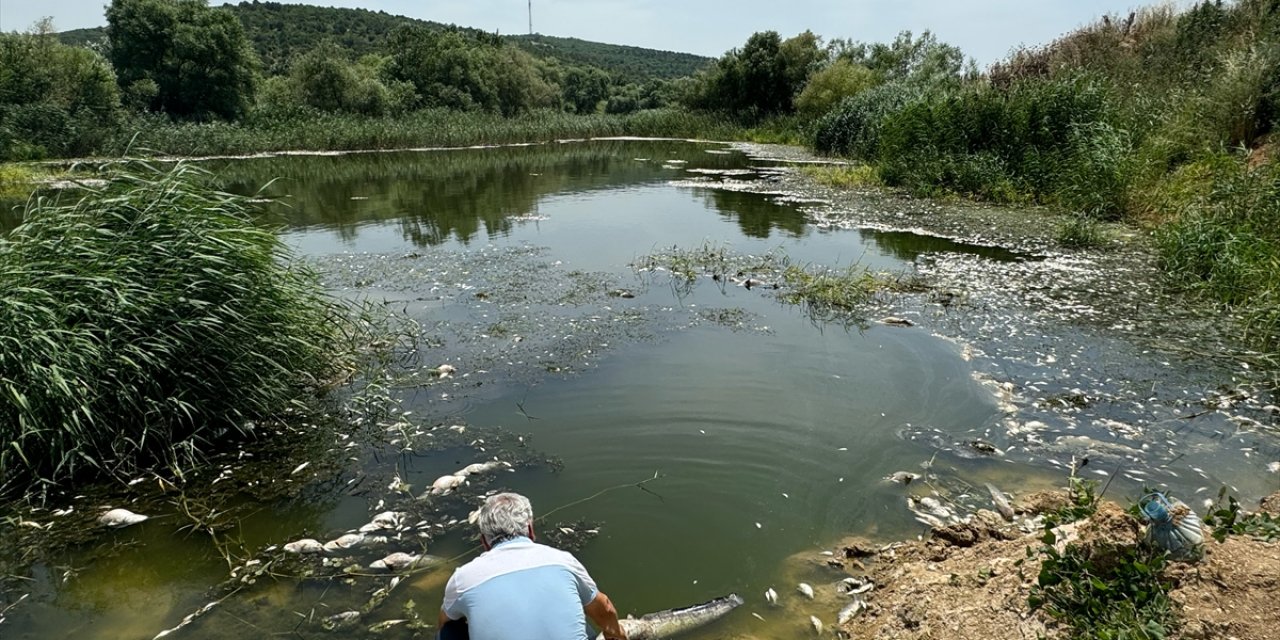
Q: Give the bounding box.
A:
[0,162,354,495]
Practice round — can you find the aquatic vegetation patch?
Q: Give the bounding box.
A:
[801,164,881,189]
[634,243,924,323]
[0,162,367,496]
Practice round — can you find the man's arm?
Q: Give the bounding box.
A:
[584,591,627,640]
[438,609,452,629]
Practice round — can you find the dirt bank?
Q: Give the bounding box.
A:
[826,492,1280,640]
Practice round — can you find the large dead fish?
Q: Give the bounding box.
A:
[595,594,744,640]
[985,483,1015,521]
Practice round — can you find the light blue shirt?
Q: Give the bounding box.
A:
[442,537,599,640]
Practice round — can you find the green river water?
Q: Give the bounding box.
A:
[3,140,1277,639]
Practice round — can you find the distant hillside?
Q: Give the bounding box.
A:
[510,34,710,81]
[58,1,711,80]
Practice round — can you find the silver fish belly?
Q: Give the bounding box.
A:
[600,594,745,640]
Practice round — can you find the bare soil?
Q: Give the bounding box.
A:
[829,492,1280,640]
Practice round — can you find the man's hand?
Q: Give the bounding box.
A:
[584,591,627,640]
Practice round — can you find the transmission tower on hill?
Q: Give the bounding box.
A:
[528,0,533,35]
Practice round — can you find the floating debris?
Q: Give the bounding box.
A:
[885,471,920,485]
[98,508,148,528]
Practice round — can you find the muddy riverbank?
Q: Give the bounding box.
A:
[812,491,1280,640]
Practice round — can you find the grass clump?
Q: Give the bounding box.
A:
[0,161,353,495]
[1057,214,1108,248]
[802,164,881,188]
[780,263,879,312]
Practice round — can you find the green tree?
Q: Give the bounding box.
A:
[0,22,121,159]
[831,30,964,86]
[106,0,260,120]
[386,26,556,116]
[685,30,826,118]
[563,67,611,113]
[795,58,876,118]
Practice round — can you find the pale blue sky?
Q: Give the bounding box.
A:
[0,0,1197,66]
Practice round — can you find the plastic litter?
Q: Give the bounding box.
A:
[1139,492,1204,560]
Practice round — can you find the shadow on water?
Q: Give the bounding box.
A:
[861,228,1031,262]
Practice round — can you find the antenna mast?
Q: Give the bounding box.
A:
[528,0,533,35]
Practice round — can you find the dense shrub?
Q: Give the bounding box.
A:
[794,59,876,119]
[812,80,929,158]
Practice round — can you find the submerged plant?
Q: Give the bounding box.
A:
[0,161,354,495]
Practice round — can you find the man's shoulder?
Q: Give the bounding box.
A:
[454,541,580,579]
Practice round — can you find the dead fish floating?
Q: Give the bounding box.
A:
[283,539,325,554]
[429,460,514,496]
[764,587,778,606]
[369,552,413,571]
[429,474,467,496]
[880,316,914,327]
[986,483,1016,521]
[838,576,874,596]
[322,611,361,631]
[797,582,815,600]
[837,598,868,624]
[885,471,920,485]
[323,533,368,552]
[359,511,405,533]
[809,615,824,635]
[370,552,445,572]
[99,508,149,528]
[595,594,743,640]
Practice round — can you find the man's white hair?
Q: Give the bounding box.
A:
[478,492,533,544]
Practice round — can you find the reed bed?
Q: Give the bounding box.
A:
[0,161,352,494]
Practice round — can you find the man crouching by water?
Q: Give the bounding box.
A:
[438,492,628,640]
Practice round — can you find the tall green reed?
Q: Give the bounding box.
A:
[0,161,350,494]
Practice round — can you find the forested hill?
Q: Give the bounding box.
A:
[56,1,711,79]
[509,34,710,80]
